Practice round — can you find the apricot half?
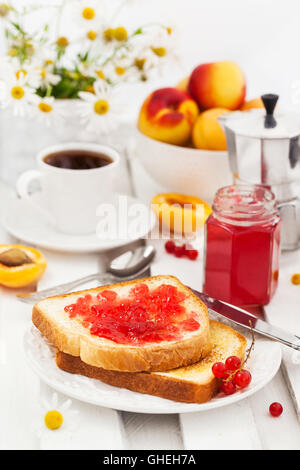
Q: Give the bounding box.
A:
[0,244,47,288]
[152,193,212,235]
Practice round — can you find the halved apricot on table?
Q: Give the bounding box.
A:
[0,244,47,288]
[152,193,212,235]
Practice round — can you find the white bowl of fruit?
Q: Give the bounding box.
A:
[136,61,264,203]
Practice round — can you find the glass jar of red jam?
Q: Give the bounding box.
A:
[203,185,281,307]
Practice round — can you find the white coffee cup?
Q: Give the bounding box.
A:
[16,142,120,235]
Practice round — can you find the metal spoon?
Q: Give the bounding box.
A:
[17,245,156,304]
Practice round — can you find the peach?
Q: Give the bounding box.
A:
[240,97,264,111]
[152,193,212,235]
[176,76,189,92]
[188,61,246,110]
[138,87,199,146]
[192,108,229,151]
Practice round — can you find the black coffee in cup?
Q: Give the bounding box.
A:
[44,150,113,170]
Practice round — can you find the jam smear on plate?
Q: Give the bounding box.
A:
[64,283,200,345]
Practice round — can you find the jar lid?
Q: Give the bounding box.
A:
[223,94,300,139]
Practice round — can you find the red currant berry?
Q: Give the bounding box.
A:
[225,356,241,371]
[221,380,236,395]
[187,249,198,260]
[269,402,283,417]
[174,245,185,257]
[212,362,227,378]
[165,240,175,254]
[233,369,252,388]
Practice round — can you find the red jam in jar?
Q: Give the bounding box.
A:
[203,185,281,307]
[64,283,200,345]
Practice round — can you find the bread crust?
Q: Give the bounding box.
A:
[32,275,211,373]
[56,321,247,404]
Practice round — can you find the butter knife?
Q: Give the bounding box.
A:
[193,290,300,351]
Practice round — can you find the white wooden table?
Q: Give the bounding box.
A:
[1,149,300,450]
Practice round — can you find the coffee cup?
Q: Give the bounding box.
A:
[16,142,120,235]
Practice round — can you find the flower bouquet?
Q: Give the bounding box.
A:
[0,0,174,181]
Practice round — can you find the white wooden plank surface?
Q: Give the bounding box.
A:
[122,413,183,450]
[265,249,300,421]
[181,400,262,450]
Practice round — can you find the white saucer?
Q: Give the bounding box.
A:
[2,193,156,253]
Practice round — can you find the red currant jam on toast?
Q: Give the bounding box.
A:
[64,283,200,345]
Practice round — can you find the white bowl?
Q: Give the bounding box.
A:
[135,129,233,203]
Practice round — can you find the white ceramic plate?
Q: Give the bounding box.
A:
[2,193,156,253]
[23,326,282,414]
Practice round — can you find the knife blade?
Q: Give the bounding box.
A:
[193,289,300,352]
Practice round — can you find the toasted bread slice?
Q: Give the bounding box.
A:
[33,275,211,373]
[56,321,247,404]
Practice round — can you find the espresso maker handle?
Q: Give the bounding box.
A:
[277,199,300,250]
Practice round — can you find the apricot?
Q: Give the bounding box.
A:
[192,108,229,151]
[152,193,212,235]
[138,87,199,146]
[176,76,189,92]
[0,244,47,288]
[188,61,246,111]
[240,97,264,111]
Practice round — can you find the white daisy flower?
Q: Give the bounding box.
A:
[0,69,38,117]
[34,96,65,127]
[103,51,139,84]
[34,64,61,89]
[77,58,98,78]
[34,392,79,440]
[0,57,42,88]
[150,27,178,63]
[73,0,107,32]
[78,80,122,134]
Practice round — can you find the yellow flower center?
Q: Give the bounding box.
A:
[86,84,95,93]
[152,47,167,57]
[11,86,24,100]
[135,58,145,70]
[96,70,105,80]
[115,66,125,76]
[45,59,54,66]
[56,36,69,48]
[87,30,97,41]
[38,102,53,113]
[36,66,46,79]
[7,47,17,57]
[166,27,172,35]
[94,99,109,115]
[0,3,9,17]
[15,69,27,79]
[44,410,63,430]
[82,7,95,20]
[291,273,300,285]
[103,28,114,41]
[113,26,128,42]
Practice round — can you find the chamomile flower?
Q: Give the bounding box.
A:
[0,69,38,117]
[150,27,178,63]
[35,63,61,89]
[34,392,79,439]
[78,80,122,134]
[1,57,42,88]
[74,0,107,32]
[34,96,65,127]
